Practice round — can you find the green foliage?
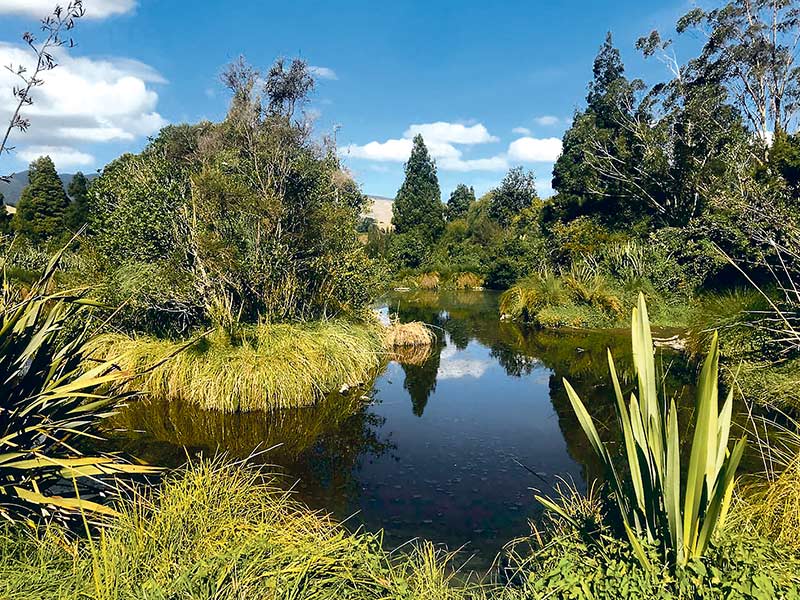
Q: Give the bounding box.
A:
[11,156,70,244]
[89,148,187,266]
[541,294,746,567]
[63,171,90,232]
[392,135,445,246]
[446,183,475,221]
[504,509,800,599]
[0,250,155,524]
[89,60,379,330]
[488,167,538,227]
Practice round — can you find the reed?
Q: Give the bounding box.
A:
[87,320,386,412]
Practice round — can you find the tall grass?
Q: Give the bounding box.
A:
[539,294,746,567]
[0,460,480,599]
[87,321,386,412]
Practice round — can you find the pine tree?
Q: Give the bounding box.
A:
[446,184,475,221]
[12,156,70,243]
[392,135,444,242]
[64,172,90,231]
[0,193,11,235]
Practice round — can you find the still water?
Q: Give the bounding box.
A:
[107,291,697,569]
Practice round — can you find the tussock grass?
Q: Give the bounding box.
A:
[87,320,386,412]
[418,272,441,290]
[383,321,435,347]
[0,460,482,599]
[451,272,484,290]
[733,454,800,552]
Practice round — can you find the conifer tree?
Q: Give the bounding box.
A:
[64,171,90,231]
[446,183,475,221]
[392,135,444,242]
[12,156,70,243]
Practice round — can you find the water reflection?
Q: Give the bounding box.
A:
[106,290,699,568]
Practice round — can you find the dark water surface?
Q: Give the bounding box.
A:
[107,291,699,569]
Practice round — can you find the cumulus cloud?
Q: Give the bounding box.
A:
[308,65,338,80]
[18,145,93,169]
[508,137,563,162]
[341,138,412,162]
[512,126,531,135]
[341,121,508,172]
[534,115,562,126]
[0,0,136,19]
[404,122,498,145]
[0,43,167,168]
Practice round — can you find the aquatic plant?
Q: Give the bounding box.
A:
[87,321,386,412]
[451,272,484,290]
[538,293,746,567]
[0,460,480,599]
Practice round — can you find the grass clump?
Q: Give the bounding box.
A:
[87,320,385,412]
[0,460,478,600]
[383,321,436,347]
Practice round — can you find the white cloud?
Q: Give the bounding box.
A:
[534,115,561,126]
[404,122,498,144]
[437,345,492,379]
[0,43,167,168]
[512,126,531,135]
[508,137,563,163]
[18,145,93,169]
[308,65,338,80]
[0,0,136,19]
[341,121,506,172]
[341,138,412,162]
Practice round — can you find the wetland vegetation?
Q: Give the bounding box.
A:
[4,0,800,598]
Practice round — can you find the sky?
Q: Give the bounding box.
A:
[0,0,699,199]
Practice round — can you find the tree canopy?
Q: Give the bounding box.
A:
[392,134,445,243]
[12,156,70,243]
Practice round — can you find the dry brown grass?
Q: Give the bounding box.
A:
[418,272,441,290]
[382,321,435,347]
[452,272,484,290]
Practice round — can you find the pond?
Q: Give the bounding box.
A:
[106,290,700,571]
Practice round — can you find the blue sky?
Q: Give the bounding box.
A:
[0,0,697,199]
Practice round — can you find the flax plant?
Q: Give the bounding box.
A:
[538,293,746,567]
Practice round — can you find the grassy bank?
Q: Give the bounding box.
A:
[0,461,476,600]
[499,270,690,329]
[88,318,435,413]
[88,320,387,412]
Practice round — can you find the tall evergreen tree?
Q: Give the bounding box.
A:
[64,172,90,231]
[550,32,640,226]
[446,184,475,221]
[392,135,444,242]
[0,193,11,235]
[12,156,70,243]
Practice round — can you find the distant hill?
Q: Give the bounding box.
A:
[0,171,98,206]
[364,195,393,230]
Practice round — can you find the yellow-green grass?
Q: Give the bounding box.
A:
[0,460,481,600]
[382,321,435,347]
[87,320,386,413]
